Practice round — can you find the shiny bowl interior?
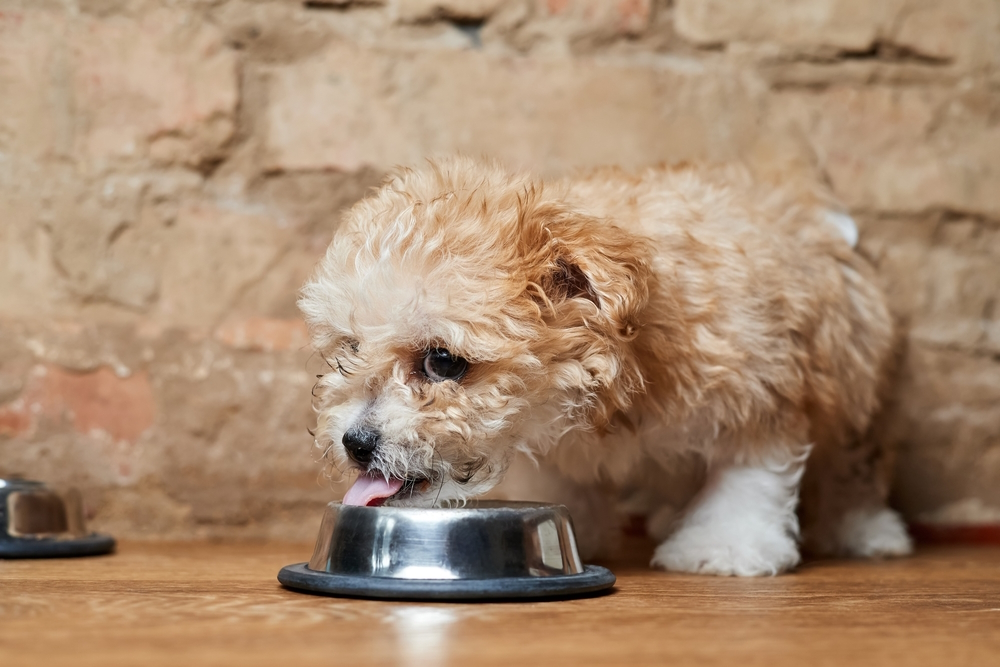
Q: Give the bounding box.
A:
[307,501,584,580]
[1,479,87,539]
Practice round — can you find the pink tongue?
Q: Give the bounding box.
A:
[342,471,405,507]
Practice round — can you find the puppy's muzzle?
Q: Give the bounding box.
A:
[342,427,381,465]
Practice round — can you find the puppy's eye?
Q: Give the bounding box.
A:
[422,348,468,383]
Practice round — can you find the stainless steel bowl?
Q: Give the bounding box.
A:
[0,478,115,558]
[278,501,615,600]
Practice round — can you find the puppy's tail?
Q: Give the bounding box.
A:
[743,163,859,250]
[822,210,859,248]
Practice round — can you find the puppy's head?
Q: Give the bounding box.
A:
[299,158,650,506]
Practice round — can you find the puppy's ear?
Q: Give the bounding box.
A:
[516,200,653,427]
[550,257,600,308]
[522,202,651,343]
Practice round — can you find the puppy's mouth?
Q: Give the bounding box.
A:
[342,471,429,507]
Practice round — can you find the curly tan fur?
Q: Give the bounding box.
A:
[300,156,912,575]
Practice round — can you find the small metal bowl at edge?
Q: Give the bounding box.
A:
[278,501,616,601]
[0,478,115,559]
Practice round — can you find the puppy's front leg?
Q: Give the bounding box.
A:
[651,448,808,576]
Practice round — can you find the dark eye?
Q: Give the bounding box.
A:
[422,348,468,383]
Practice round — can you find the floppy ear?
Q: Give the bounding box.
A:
[519,201,652,425]
[522,202,651,343]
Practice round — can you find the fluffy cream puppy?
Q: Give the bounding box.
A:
[299,157,912,576]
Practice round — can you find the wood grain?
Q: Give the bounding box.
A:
[2,539,999,666]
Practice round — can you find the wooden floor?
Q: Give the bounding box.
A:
[2,539,999,667]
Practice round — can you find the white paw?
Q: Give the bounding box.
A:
[652,524,801,577]
[837,507,913,558]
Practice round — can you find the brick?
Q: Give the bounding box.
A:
[889,345,1000,519]
[0,365,155,443]
[0,11,72,160]
[1,167,203,314]
[674,0,904,51]
[0,180,63,318]
[304,0,379,5]
[910,248,1000,352]
[214,317,310,352]
[264,41,760,174]
[149,342,329,537]
[90,486,196,539]
[674,0,1000,69]
[396,0,507,22]
[529,0,653,37]
[861,217,1000,355]
[856,217,935,319]
[484,0,654,51]
[0,319,151,379]
[0,369,23,406]
[72,9,238,163]
[156,202,291,329]
[774,86,1000,216]
[893,0,1000,67]
[45,173,153,308]
[0,400,32,438]
[0,8,237,165]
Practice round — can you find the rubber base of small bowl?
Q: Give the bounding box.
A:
[0,534,116,559]
[278,562,616,601]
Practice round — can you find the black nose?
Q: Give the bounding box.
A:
[342,428,381,465]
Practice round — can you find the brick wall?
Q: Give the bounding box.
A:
[1,0,998,539]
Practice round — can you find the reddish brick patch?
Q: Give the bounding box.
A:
[0,400,32,437]
[617,0,651,34]
[0,365,155,442]
[214,317,310,352]
[546,0,571,15]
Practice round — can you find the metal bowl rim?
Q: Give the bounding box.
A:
[324,500,572,516]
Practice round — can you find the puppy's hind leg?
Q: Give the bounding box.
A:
[799,432,912,559]
[652,446,808,576]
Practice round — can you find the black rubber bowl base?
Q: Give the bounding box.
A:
[277,563,616,601]
[0,534,116,559]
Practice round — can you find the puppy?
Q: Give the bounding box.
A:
[299,157,913,576]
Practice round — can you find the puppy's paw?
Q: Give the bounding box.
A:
[645,504,680,543]
[836,507,913,558]
[651,524,801,576]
